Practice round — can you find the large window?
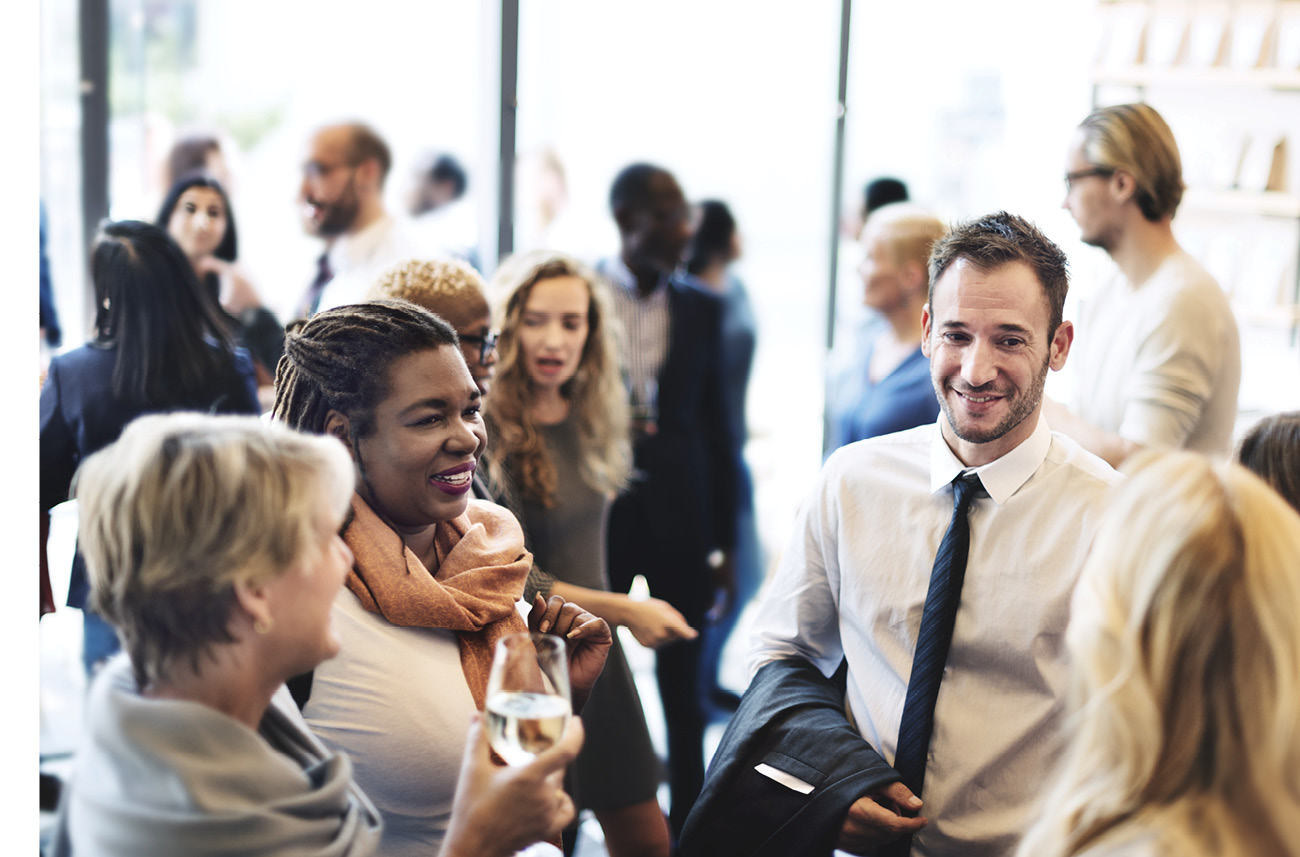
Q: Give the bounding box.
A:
[516,0,846,575]
[45,0,491,330]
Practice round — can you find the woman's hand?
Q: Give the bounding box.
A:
[622,596,697,649]
[528,594,612,714]
[440,713,583,857]
[195,256,263,315]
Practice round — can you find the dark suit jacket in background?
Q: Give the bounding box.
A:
[608,275,740,621]
[680,657,901,857]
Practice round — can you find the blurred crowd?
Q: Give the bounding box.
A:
[38,104,1300,857]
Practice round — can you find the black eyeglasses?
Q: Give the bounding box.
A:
[1064,167,1114,191]
[459,331,499,364]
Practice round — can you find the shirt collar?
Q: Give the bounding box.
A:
[928,412,1051,506]
[605,256,673,299]
[327,212,393,272]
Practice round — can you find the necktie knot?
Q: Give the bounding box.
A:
[316,253,333,281]
[952,472,981,514]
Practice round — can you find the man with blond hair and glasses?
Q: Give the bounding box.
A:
[1047,102,1240,466]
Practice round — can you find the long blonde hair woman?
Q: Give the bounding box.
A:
[1018,451,1300,857]
[484,250,692,857]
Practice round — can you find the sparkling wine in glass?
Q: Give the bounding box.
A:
[485,631,571,766]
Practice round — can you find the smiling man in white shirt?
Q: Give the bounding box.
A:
[746,211,1119,857]
[293,121,421,319]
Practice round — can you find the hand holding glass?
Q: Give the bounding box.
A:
[485,632,572,766]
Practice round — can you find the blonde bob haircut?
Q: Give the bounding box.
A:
[483,249,631,507]
[862,202,948,271]
[74,413,355,690]
[1018,450,1300,857]
[1077,103,1184,222]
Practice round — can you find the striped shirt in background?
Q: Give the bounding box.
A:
[600,257,671,421]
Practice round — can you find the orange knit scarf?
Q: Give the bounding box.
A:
[341,493,532,710]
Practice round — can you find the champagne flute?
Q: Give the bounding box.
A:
[485,631,571,766]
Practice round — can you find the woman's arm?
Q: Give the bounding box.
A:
[548,580,696,649]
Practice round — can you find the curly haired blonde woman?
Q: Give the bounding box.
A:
[483,251,692,857]
[1017,450,1300,857]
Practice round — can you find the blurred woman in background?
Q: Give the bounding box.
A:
[484,251,683,857]
[39,220,260,676]
[1017,451,1300,857]
[157,171,285,393]
[824,203,946,453]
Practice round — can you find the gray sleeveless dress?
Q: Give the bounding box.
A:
[517,418,662,811]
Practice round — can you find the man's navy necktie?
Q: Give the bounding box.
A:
[299,253,334,319]
[881,472,981,857]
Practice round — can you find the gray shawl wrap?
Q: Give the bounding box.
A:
[52,656,383,857]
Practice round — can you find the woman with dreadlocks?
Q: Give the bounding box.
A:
[273,299,611,857]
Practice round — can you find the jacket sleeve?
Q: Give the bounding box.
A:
[698,290,739,552]
[40,358,79,513]
[681,657,899,857]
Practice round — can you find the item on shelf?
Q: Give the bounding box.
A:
[1277,3,1300,69]
[1146,6,1189,67]
[1228,3,1276,69]
[1097,3,1148,68]
[1238,133,1288,191]
[1237,234,1294,311]
[1187,4,1232,67]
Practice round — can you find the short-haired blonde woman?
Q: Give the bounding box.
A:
[370,258,499,398]
[484,251,691,857]
[53,413,583,857]
[1017,451,1300,857]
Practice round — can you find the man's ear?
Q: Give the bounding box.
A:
[1112,169,1137,205]
[902,261,927,297]
[357,157,382,194]
[920,304,933,358]
[323,409,356,457]
[1048,320,1074,371]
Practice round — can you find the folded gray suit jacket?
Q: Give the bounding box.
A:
[680,657,901,857]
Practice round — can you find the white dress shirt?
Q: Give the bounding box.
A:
[750,415,1119,856]
[315,213,424,313]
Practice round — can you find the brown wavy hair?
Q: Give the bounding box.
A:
[484,251,630,507]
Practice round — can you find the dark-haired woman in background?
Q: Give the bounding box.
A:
[39,220,261,676]
[684,200,762,714]
[1236,410,1300,513]
[157,171,285,393]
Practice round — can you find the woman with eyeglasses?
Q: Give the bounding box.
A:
[370,258,499,399]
